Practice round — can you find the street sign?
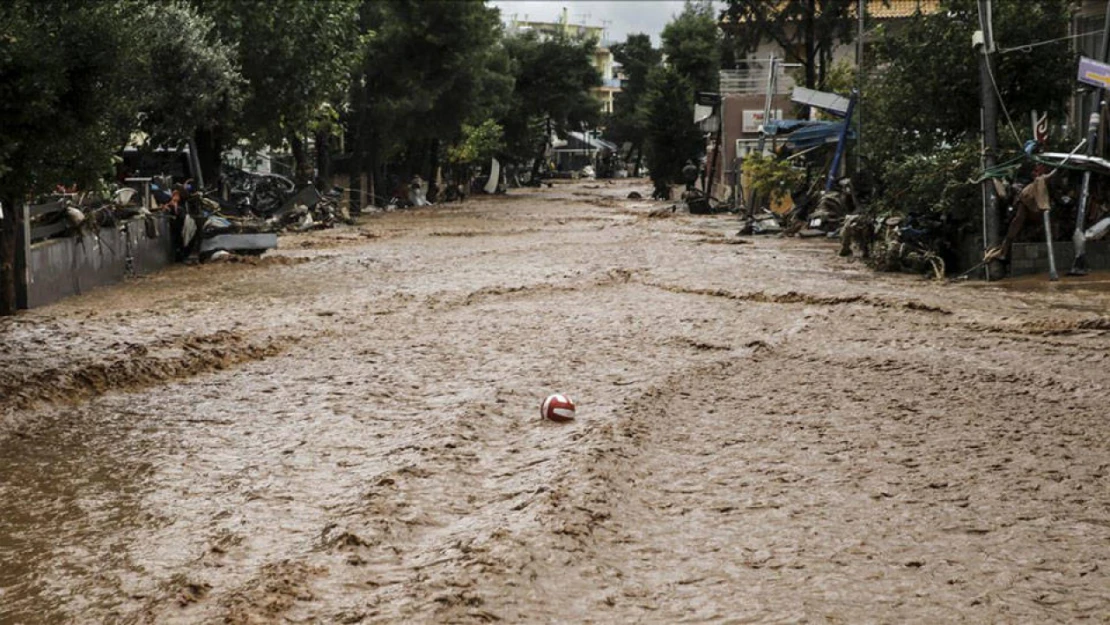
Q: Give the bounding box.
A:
[1078,56,1110,89]
[743,109,782,133]
[792,87,850,116]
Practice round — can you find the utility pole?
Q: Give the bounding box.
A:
[747,54,778,224]
[1071,1,1110,275]
[976,0,1002,280]
[755,53,777,156]
[857,0,865,172]
[747,54,799,224]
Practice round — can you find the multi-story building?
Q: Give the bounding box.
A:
[711,0,940,201]
[506,8,622,113]
[715,3,940,148]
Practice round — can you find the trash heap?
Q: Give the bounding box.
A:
[151,169,353,260]
[218,168,351,232]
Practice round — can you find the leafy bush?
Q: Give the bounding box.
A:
[743,153,805,205]
[870,141,980,221]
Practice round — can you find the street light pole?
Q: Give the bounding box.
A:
[976,0,1002,280]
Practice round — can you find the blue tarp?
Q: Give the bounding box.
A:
[762,119,818,136]
[762,120,856,151]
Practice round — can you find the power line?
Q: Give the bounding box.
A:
[984,54,1024,149]
[977,0,1023,150]
[997,29,1104,55]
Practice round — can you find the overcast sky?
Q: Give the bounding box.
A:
[488,1,710,45]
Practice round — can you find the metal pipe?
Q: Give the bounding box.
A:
[1043,209,1059,281]
[1071,108,1102,275]
[749,54,777,222]
[825,90,858,191]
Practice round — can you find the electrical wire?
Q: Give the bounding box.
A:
[977,1,1024,150]
[997,29,1104,55]
[985,59,1024,149]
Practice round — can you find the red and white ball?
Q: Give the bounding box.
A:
[541,394,576,422]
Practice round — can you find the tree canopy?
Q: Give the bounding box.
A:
[0,0,137,199]
[721,0,856,91]
[349,0,512,181]
[642,66,703,190]
[661,0,721,94]
[865,0,1072,164]
[136,2,243,151]
[499,30,602,171]
[608,34,663,172]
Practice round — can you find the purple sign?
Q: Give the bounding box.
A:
[1078,56,1110,89]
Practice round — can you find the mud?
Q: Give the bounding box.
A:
[644,282,953,314]
[1,178,1108,623]
[0,331,290,415]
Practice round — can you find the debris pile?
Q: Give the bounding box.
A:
[30,168,354,263]
[158,169,356,260]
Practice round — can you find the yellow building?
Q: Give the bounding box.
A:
[507,8,621,113]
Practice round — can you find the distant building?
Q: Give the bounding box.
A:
[507,8,621,113]
[715,1,940,153]
[718,0,941,98]
[711,1,940,200]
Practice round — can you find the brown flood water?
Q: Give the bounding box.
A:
[1,179,1109,623]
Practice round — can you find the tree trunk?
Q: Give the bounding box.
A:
[804,0,816,90]
[0,196,22,315]
[193,127,224,189]
[314,129,331,190]
[428,139,440,182]
[531,117,552,181]
[289,133,310,185]
[818,46,830,90]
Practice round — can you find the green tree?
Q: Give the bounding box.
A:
[349,0,511,197]
[135,2,243,154]
[609,33,662,174]
[862,0,1072,273]
[641,66,703,195]
[500,31,602,176]
[721,0,856,92]
[661,0,721,94]
[193,0,361,183]
[447,119,505,181]
[866,0,1072,165]
[0,0,138,313]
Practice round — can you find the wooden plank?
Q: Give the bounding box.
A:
[28,201,66,218]
[30,221,69,242]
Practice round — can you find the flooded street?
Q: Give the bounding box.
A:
[2,180,1109,623]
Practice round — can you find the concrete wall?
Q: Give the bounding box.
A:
[27,215,174,308]
[1009,241,1110,277]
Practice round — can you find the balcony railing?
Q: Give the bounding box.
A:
[719,68,795,96]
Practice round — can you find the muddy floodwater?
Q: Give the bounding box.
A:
[2,180,1109,623]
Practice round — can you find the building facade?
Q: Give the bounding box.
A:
[712,1,941,200]
[506,8,622,113]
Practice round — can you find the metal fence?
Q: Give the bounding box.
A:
[17,199,174,309]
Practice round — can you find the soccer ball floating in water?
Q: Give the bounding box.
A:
[541,394,576,422]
